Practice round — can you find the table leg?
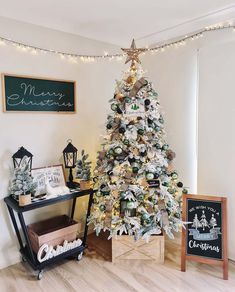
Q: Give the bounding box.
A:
[71,198,77,219]
[17,213,36,264]
[6,206,24,251]
[83,191,94,247]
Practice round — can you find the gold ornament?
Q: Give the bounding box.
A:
[121,39,145,68]
[115,93,124,102]
[132,148,139,156]
[114,202,120,208]
[126,75,136,85]
[112,190,119,198]
[138,178,149,188]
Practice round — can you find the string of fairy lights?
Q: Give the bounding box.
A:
[0,22,234,63]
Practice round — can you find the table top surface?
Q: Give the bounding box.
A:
[4,188,94,213]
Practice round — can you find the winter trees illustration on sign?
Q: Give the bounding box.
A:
[189,211,220,241]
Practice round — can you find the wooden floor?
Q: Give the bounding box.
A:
[0,239,235,292]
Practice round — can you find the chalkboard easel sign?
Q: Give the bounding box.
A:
[181,194,228,280]
[2,74,76,113]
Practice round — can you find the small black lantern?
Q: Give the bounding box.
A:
[12,146,33,171]
[63,139,78,183]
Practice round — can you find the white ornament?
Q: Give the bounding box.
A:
[45,176,70,197]
[125,126,138,141]
[147,151,155,159]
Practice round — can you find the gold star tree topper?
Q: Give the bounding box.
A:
[121,39,146,68]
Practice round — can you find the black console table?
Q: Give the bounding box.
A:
[4,188,94,280]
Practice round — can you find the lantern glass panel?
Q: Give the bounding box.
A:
[12,146,33,171]
[66,152,76,167]
[13,156,32,170]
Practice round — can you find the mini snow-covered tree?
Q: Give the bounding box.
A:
[9,156,37,197]
[210,214,217,229]
[89,40,186,241]
[76,150,92,181]
[200,210,209,231]
[192,214,201,230]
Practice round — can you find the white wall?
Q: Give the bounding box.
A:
[0,16,122,269]
[198,39,235,260]
[143,29,235,260]
[142,45,198,193]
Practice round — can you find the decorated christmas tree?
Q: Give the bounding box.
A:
[89,40,186,241]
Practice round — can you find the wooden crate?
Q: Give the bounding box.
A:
[88,231,165,263]
[27,215,78,253]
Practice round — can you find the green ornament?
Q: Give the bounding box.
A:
[132,167,139,173]
[159,116,164,124]
[167,188,175,194]
[132,162,140,173]
[155,126,161,132]
[106,123,112,129]
[171,172,178,180]
[137,128,144,135]
[99,204,106,211]
[120,192,126,199]
[152,198,157,204]
[105,153,112,159]
[162,144,169,150]
[125,96,132,103]
[93,198,99,204]
[111,103,118,111]
[155,143,161,150]
[126,201,135,209]
[137,194,144,201]
[146,172,154,180]
[153,91,158,97]
[142,213,150,220]
[109,148,114,155]
[114,146,122,155]
[123,139,130,145]
[182,188,188,194]
[102,190,110,196]
[162,181,169,187]
[146,218,151,224]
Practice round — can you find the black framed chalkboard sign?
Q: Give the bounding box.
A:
[181,194,228,280]
[2,74,76,113]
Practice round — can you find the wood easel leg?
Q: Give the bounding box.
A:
[223,259,228,280]
[181,257,186,272]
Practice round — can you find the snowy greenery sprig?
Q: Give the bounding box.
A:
[76,150,92,181]
[9,156,37,196]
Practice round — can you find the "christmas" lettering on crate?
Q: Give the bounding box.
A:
[37,238,82,262]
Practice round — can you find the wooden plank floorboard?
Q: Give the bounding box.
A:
[0,238,235,292]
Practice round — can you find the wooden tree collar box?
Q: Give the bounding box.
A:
[27,215,78,253]
[88,231,165,263]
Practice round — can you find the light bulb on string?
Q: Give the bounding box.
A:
[0,39,6,46]
[31,48,37,55]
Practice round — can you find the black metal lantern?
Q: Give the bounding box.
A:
[12,146,33,171]
[63,140,78,183]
